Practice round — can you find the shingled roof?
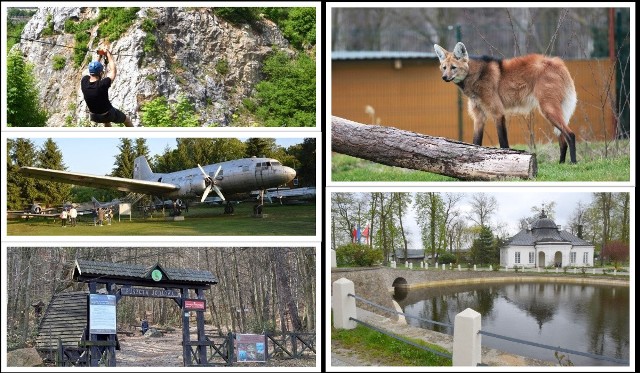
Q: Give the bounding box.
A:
[35,291,88,351]
[507,212,592,246]
[73,259,218,285]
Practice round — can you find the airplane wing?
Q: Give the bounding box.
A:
[19,167,180,195]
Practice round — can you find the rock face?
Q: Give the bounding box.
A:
[16,7,293,127]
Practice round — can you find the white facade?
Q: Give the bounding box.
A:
[502,212,594,269]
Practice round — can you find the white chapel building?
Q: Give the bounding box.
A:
[501,210,594,268]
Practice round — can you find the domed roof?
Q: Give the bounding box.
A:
[532,216,557,229]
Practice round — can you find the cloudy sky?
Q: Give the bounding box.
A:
[334,189,612,251]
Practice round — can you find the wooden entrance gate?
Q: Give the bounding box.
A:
[69,259,218,367]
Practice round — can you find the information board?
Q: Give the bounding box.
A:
[236,333,266,362]
[89,294,116,334]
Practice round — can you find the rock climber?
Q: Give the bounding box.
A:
[80,49,133,127]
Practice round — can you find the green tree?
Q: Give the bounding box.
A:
[281,7,316,49]
[283,138,315,186]
[415,192,446,264]
[140,97,173,127]
[35,139,72,206]
[7,50,48,127]
[134,138,150,159]
[111,138,135,178]
[244,138,278,158]
[255,51,315,127]
[140,95,200,127]
[7,139,39,209]
[210,138,247,162]
[469,225,496,266]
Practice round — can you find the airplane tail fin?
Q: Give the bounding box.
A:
[133,156,154,180]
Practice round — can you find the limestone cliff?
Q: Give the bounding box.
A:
[16,7,293,127]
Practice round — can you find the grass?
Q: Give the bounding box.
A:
[332,323,452,366]
[332,140,630,182]
[7,203,316,236]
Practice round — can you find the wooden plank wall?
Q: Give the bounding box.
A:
[35,292,87,350]
[331,58,616,148]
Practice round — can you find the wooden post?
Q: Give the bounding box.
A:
[88,282,99,367]
[196,288,207,365]
[332,116,537,180]
[181,289,191,366]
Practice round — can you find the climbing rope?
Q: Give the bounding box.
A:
[7,34,137,56]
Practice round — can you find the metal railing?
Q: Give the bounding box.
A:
[346,293,453,360]
[478,330,630,365]
[348,293,454,331]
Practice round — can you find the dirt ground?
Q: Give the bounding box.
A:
[116,328,316,368]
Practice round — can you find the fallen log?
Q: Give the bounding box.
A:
[331,116,537,181]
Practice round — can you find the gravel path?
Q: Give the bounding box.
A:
[116,329,316,368]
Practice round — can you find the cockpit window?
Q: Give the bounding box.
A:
[271,161,281,167]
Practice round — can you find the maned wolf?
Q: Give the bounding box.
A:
[434,42,577,163]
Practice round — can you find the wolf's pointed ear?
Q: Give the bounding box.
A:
[453,42,468,60]
[434,44,447,62]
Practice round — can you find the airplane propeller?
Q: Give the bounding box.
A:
[198,164,225,203]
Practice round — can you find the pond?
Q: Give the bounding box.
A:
[394,281,629,366]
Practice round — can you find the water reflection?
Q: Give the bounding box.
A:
[395,282,629,366]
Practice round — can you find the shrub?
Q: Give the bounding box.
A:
[255,50,315,127]
[215,59,230,75]
[215,7,261,25]
[52,55,66,70]
[40,14,55,36]
[438,252,457,265]
[335,243,383,267]
[7,50,48,126]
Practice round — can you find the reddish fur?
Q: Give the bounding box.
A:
[434,43,577,163]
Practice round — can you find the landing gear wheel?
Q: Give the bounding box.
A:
[224,203,234,214]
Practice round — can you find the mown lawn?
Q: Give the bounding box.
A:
[7,203,317,236]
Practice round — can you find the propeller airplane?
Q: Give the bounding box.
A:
[19,156,297,216]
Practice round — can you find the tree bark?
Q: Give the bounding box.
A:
[332,116,537,181]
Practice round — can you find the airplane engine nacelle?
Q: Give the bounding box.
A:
[177,179,207,197]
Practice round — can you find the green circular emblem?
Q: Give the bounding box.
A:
[151,269,162,281]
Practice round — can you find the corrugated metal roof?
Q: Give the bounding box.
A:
[75,259,218,284]
[332,50,437,60]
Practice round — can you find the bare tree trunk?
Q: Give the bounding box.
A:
[332,116,537,180]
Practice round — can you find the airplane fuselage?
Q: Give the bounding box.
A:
[138,157,297,200]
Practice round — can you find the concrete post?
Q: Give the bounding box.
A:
[473,264,476,271]
[435,262,438,268]
[556,267,559,273]
[592,268,596,275]
[453,308,482,366]
[458,264,461,271]
[537,267,540,273]
[614,269,617,276]
[332,278,356,329]
[331,249,337,268]
[442,264,445,270]
[426,262,429,270]
[420,262,424,269]
[391,261,396,268]
[574,267,577,274]
[405,261,408,268]
[489,265,493,271]
[409,262,413,270]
